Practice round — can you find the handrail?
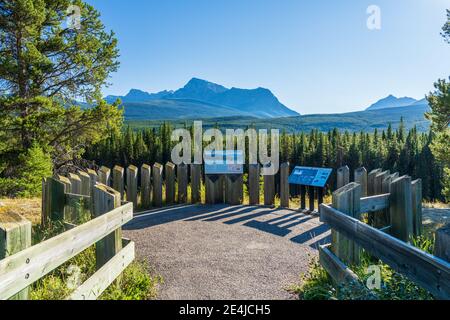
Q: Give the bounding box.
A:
[0,202,133,300]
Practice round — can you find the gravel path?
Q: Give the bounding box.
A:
[124,204,330,300]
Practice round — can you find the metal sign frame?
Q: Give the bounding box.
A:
[288,166,333,188]
[204,150,244,175]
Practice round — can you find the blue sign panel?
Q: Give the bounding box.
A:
[288,166,333,188]
[204,150,244,175]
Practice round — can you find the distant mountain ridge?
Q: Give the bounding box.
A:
[105,78,300,119]
[366,95,429,110]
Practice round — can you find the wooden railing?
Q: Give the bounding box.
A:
[319,180,450,300]
[50,162,328,213]
[0,182,134,300]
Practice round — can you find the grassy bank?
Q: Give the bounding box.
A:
[0,199,162,300]
[290,236,437,300]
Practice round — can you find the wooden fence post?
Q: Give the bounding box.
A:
[98,166,111,186]
[141,164,152,209]
[77,171,91,197]
[190,164,202,204]
[373,170,390,228]
[215,176,225,203]
[126,165,138,208]
[367,169,382,196]
[337,166,350,189]
[434,224,450,262]
[354,167,368,197]
[205,175,216,204]
[152,163,163,207]
[112,166,125,199]
[67,173,86,222]
[332,182,362,264]
[165,162,176,205]
[264,173,275,206]
[411,179,423,237]
[280,162,290,208]
[225,175,243,205]
[0,212,32,300]
[87,169,98,197]
[68,173,82,195]
[177,163,188,204]
[248,164,260,206]
[58,175,73,221]
[389,176,413,242]
[42,177,66,225]
[93,184,122,270]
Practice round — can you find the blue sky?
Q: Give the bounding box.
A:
[88,0,450,114]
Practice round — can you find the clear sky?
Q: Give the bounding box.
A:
[88,0,450,114]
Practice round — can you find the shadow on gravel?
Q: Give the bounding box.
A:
[124,204,228,230]
[290,224,331,245]
[125,204,331,248]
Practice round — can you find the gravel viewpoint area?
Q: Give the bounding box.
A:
[124,204,331,300]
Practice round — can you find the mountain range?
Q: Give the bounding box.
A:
[366,95,428,110]
[103,78,431,132]
[106,78,299,119]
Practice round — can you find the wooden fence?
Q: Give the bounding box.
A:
[319,167,450,300]
[0,178,134,300]
[53,162,331,213]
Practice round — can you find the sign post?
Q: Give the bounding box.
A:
[204,150,244,205]
[288,166,333,213]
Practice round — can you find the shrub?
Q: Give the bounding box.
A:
[0,144,52,198]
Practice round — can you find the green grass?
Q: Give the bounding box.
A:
[291,236,436,300]
[29,221,162,300]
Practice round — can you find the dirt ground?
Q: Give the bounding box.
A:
[0,198,42,225]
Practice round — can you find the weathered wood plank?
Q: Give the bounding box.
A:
[434,225,450,263]
[319,244,375,299]
[68,241,135,300]
[165,162,176,205]
[225,175,243,205]
[263,172,275,206]
[141,164,152,209]
[93,184,122,270]
[190,164,202,204]
[367,169,382,196]
[0,212,32,300]
[126,165,138,208]
[42,177,65,225]
[280,162,290,208]
[0,202,133,300]
[411,179,423,237]
[177,163,188,204]
[152,163,163,207]
[112,166,125,199]
[354,167,368,197]
[98,166,111,186]
[77,171,91,197]
[68,173,82,195]
[332,182,362,264]
[390,176,413,242]
[373,171,390,228]
[337,166,350,189]
[320,204,450,300]
[360,194,390,213]
[248,164,260,206]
